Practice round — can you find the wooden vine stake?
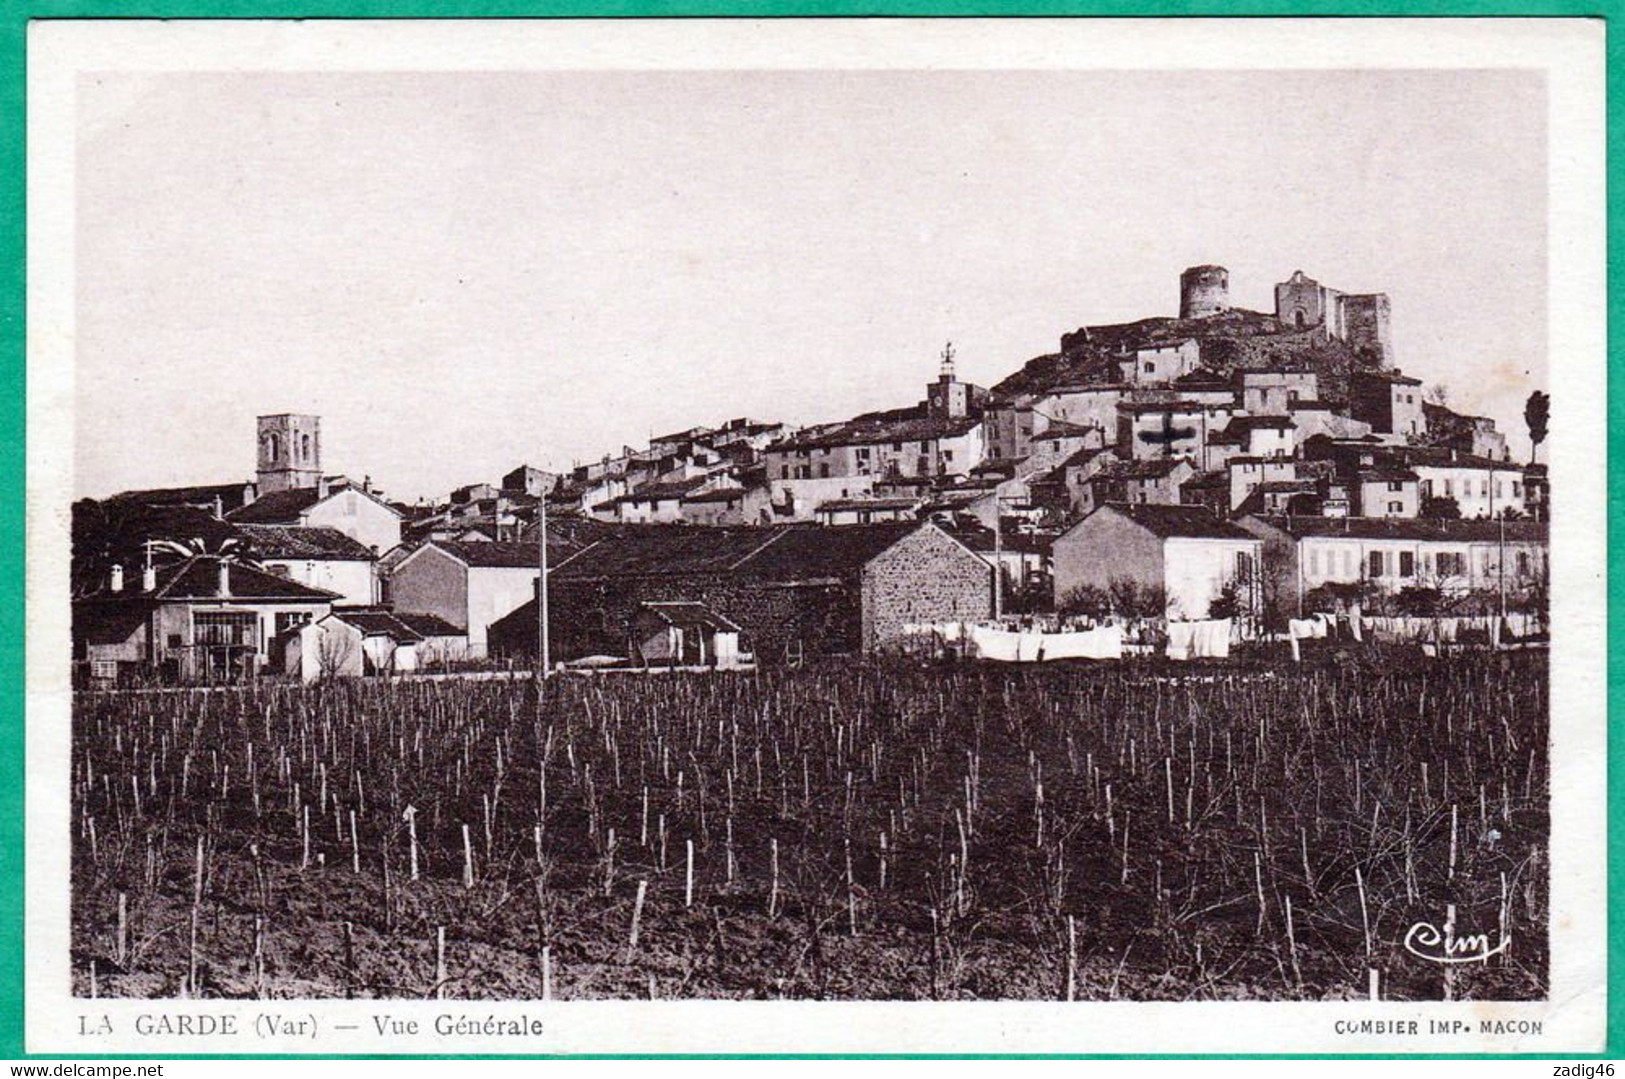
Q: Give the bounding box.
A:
[404,805,420,882]
[627,879,647,960]
[435,926,447,1000]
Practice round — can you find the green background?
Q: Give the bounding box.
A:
[0,1,1614,1060]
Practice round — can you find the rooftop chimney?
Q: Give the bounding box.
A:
[141,565,157,592]
[109,564,124,593]
[217,561,231,598]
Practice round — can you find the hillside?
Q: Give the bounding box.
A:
[992,308,1376,404]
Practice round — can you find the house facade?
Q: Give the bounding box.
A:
[1052,503,1263,622]
[236,523,378,606]
[387,540,547,657]
[1237,514,1550,624]
[73,556,336,682]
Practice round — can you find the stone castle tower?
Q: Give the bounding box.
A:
[256,413,322,494]
[1179,265,1230,319]
[1274,270,1393,366]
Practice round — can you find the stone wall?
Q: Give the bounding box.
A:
[860,526,993,648]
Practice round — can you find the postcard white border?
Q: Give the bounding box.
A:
[25,16,1607,1054]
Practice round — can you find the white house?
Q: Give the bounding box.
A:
[1237,514,1550,625]
[386,540,547,657]
[1400,449,1528,519]
[236,523,378,606]
[1052,503,1262,622]
[230,482,403,555]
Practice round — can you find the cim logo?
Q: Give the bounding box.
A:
[1403,909,1510,965]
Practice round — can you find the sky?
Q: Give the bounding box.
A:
[74,68,1547,501]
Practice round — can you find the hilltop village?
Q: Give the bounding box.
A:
[72,265,1550,681]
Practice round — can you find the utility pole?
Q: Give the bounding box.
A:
[537,496,551,678]
[993,512,1003,620]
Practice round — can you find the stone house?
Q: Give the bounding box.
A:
[680,484,772,526]
[1349,370,1425,437]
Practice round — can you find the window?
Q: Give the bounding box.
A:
[1494,481,1503,499]
[943,450,954,462]
[1237,551,1254,579]
[1343,550,1354,578]
[1308,548,1320,576]
[1437,552,1464,577]
[819,464,830,479]
[1518,551,1532,576]
[893,442,903,451]
[1399,551,1415,578]
[1388,501,1403,514]
[1512,481,1522,497]
[1443,479,1454,497]
[193,611,259,648]
[301,433,312,461]
[1369,550,1385,577]
[781,466,789,479]
[919,441,930,452]
[1387,481,1404,492]
[275,611,311,637]
[1144,362,1155,374]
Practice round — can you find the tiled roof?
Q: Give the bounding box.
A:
[770,415,979,452]
[636,601,740,632]
[612,477,714,505]
[553,527,787,578]
[429,540,547,569]
[1095,503,1257,540]
[815,497,922,513]
[330,610,426,641]
[1222,415,1297,433]
[237,524,377,560]
[1099,458,1192,480]
[324,608,465,641]
[391,612,465,637]
[733,523,922,580]
[85,556,339,602]
[1351,369,1423,385]
[553,522,929,582]
[682,487,751,504]
[1118,399,1206,414]
[109,482,255,513]
[227,488,322,523]
[1243,515,1548,543]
